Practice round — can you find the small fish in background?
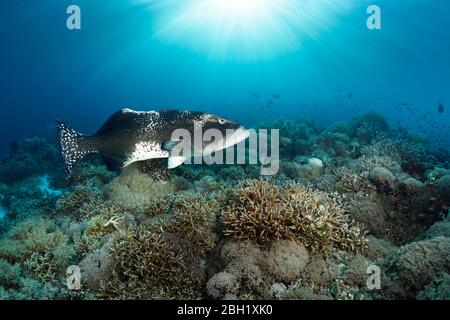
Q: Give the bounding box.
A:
[348,93,353,99]
[438,102,445,113]
[265,99,274,109]
[56,108,249,177]
[271,93,280,99]
[251,92,260,100]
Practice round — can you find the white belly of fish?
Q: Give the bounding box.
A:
[123,141,169,167]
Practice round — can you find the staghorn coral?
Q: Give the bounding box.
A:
[56,184,103,218]
[167,193,220,259]
[1,113,449,300]
[334,166,371,193]
[104,228,201,299]
[5,277,62,300]
[358,155,401,175]
[73,199,133,259]
[221,179,365,252]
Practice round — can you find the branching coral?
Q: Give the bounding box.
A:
[221,179,365,252]
[56,184,103,218]
[0,217,75,283]
[334,166,372,193]
[73,200,132,258]
[167,193,220,258]
[358,155,401,175]
[104,228,201,299]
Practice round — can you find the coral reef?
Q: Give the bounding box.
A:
[0,137,62,185]
[106,164,175,208]
[0,111,449,300]
[221,179,365,252]
[382,236,450,299]
[416,273,450,300]
[103,228,201,299]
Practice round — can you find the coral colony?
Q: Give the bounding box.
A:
[0,112,449,300]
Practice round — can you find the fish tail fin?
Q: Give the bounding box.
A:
[56,120,98,176]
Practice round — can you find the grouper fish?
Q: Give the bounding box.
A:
[56,108,250,176]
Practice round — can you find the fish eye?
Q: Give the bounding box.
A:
[218,118,226,124]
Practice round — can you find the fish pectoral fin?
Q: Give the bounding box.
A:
[167,156,187,169]
[161,139,182,151]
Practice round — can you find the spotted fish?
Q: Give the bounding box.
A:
[57,108,249,176]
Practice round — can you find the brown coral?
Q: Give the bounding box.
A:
[0,217,75,282]
[221,179,365,253]
[167,193,220,258]
[261,240,309,282]
[106,164,175,208]
[105,228,201,299]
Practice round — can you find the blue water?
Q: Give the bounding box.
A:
[1,0,449,155]
[0,206,6,220]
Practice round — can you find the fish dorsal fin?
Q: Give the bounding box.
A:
[168,156,186,169]
[97,108,158,135]
[96,109,136,134]
[161,139,181,151]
